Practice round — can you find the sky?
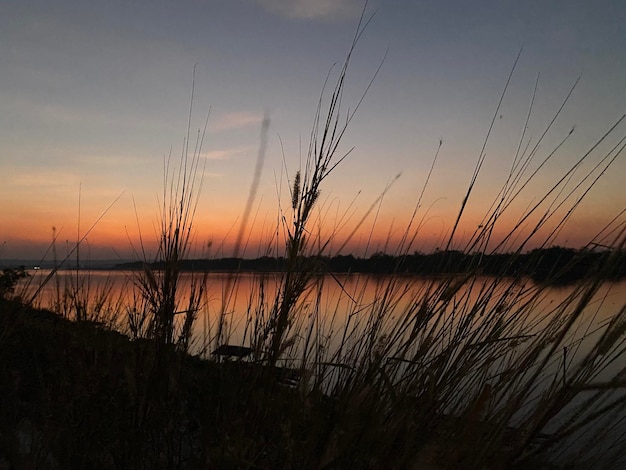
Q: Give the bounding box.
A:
[1,0,625,261]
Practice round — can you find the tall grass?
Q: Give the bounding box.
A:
[253,7,385,367]
[193,21,626,469]
[131,68,209,353]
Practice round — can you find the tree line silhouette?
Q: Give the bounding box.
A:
[114,246,626,285]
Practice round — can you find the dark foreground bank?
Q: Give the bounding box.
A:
[0,296,578,470]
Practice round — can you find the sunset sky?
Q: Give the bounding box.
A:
[2,0,625,262]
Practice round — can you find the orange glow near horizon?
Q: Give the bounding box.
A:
[2,189,620,262]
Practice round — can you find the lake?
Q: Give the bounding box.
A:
[22,269,626,365]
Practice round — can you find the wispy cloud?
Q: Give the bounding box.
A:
[254,0,363,21]
[209,111,264,132]
[200,146,252,160]
[7,170,81,190]
[4,93,177,132]
[13,98,87,124]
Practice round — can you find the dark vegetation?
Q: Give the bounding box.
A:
[0,296,327,469]
[0,267,28,299]
[113,246,626,284]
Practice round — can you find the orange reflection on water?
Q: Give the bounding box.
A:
[21,270,626,372]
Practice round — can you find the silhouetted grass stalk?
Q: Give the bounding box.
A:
[262,7,385,366]
[132,68,209,352]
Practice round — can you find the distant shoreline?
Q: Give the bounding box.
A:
[5,246,625,285]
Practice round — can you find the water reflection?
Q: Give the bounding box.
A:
[22,270,626,363]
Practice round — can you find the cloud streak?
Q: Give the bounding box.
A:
[6,169,81,190]
[209,111,264,132]
[200,146,252,160]
[254,0,363,21]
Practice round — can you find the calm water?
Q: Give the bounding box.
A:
[22,270,626,360]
